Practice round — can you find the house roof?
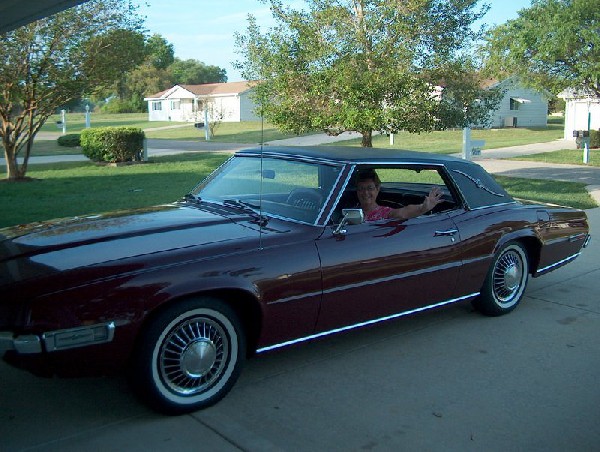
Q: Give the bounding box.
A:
[182,81,258,96]
[146,81,259,100]
[558,87,600,100]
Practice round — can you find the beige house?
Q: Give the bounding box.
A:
[145,81,260,123]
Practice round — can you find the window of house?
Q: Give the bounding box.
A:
[152,101,162,111]
[509,98,520,111]
[170,100,181,110]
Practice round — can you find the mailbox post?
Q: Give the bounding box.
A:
[462,127,485,160]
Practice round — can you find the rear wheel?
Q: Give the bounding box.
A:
[474,242,529,316]
[130,297,245,414]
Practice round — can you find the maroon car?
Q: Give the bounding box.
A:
[0,146,590,413]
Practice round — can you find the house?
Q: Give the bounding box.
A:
[481,78,549,128]
[558,88,600,141]
[145,81,261,123]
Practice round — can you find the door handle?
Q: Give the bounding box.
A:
[434,229,458,236]
[434,229,458,242]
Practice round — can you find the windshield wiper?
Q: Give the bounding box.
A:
[181,193,201,204]
[223,199,268,226]
[223,199,260,211]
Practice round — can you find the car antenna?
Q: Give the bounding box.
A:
[259,104,265,249]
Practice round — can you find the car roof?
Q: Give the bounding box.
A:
[236,145,467,166]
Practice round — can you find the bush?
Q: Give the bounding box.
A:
[590,130,600,149]
[57,134,81,147]
[101,97,146,114]
[81,127,145,163]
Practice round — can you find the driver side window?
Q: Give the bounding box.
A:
[332,165,458,223]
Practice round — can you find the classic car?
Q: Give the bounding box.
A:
[0,146,590,414]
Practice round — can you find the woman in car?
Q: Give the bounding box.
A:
[356,169,443,221]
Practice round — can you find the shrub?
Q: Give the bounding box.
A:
[590,130,600,149]
[57,134,81,147]
[81,127,145,163]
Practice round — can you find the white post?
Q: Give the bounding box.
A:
[85,105,91,128]
[583,141,590,164]
[462,127,471,160]
[61,109,66,135]
[389,133,394,146]
[204,105,210,141]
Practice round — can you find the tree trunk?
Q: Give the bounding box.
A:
[2,111,38,180]
[361,130,373,147]
[3,143,19,181]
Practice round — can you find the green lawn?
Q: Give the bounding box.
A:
[494,176,596,209]
[41,113,169,133]
[331,124,564,154]
[0,153,229,228]
[510,149,600,167]
[0,153,595,229]
[32,115,305,156]
[31,113,564,157]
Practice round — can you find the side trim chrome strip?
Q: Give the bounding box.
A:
[536,252,581,274]
[256,293,479,353]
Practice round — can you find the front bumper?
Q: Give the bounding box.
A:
[0,322,115,354]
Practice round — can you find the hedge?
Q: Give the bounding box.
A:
[57,133,81,147]
[591,130,600,149]
[80,127,145,163]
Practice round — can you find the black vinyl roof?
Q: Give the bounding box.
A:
[237,145,466,166]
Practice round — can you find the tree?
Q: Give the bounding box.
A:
[0,0,145,181]
[169,58,228,85]
[481,0,600,96]
[100,33,174,113]
[146,34,175,70]
[235,0,497,147]
[203,99,227,138]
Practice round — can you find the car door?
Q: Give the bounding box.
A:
[314,212,463,333]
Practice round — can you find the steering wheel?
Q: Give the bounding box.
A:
[286,188,323,211]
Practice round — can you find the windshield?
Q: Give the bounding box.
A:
[193,155,343,224]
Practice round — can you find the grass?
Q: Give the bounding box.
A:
[0,153,230,228]
[510,149,600,167]
[41,113,170,133]
[30,115,304,156]
[143,121,308,143]
[29,113,565,157]
[329,124,564,154]
[494,176,596,209]
[0,153,595,229]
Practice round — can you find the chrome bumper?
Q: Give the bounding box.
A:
[0,322,115,354]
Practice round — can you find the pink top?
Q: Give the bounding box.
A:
[365,205,393,221]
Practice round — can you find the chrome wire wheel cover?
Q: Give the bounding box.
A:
[492,248,525,306]
[159,316,230,396]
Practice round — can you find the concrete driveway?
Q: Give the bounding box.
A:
[2,208,599,451]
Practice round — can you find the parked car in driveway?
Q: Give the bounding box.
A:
[0,146,590,414]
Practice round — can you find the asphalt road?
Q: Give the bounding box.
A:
[1,209,599,451]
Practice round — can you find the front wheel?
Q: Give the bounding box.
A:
[129,297,246,414]
[473,242,529,316]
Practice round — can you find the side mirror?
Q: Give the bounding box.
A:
[333,208,364,235]
[342,208,364,225]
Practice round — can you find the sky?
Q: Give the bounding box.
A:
[134,0,534,82]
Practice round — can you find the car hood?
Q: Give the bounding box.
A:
[0,203,262,285]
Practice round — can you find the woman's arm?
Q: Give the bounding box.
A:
[388,187,443,220]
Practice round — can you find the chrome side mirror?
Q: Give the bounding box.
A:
[333,208,364,235]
